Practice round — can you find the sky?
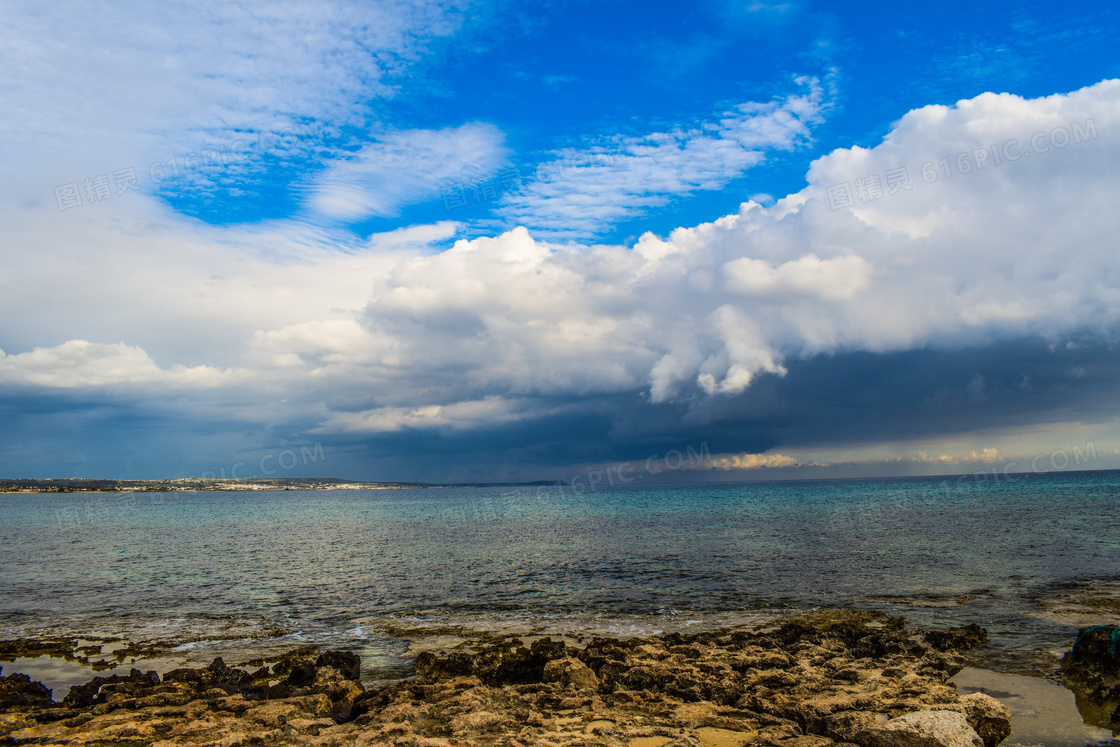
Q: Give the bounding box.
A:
[2,0,1120,483]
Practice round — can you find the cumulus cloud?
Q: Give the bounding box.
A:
[724,254,872,300]
[4,79,1120,465]
[0,341,231,389]
[323,78,1119,415]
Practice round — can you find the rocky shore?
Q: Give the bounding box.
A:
[0,610,1024,747]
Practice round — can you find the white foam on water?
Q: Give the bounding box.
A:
[369,608,792,641]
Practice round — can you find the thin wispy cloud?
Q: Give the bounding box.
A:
[305,123,509,221]
[496,77,828,239]
[0,0,473,204]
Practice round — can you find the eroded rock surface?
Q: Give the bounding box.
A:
[0,668,53,710]
[1059,624,1120,734]
[0,610,1009,747]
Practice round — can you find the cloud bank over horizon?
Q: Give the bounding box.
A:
[3,81,1120,479]
[3,1,1120,481]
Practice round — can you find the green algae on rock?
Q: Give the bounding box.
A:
[1058,624,1120,734]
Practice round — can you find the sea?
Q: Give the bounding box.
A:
[2,468,1119,743]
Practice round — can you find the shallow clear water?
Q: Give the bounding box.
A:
[1,470,1119,679]
[953,668,1117,747]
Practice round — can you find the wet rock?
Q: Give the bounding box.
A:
[1059,624,1120,732]
[316,649,361,681]
[925,625,989,653]
[776,610,906,649]
[60,666,160,709]
[0,638,83,665]
[958,693,1011,747]
[1064,625,1120,673]
[285,660,318,687]
[415,636,567,686]
[289,665,364,721]
[29,707,78,723]
[268,644,321,677]
[542,656,599,691]
[0,669,52,709]
[207,656,254,688]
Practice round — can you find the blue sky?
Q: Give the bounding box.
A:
[2,0,1120,482]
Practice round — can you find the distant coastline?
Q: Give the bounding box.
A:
[0,477,565,494]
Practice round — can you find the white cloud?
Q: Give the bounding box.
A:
[3,79,1120,446]
[694,452,800,470]
[315,396,531,433]
[0,0,472,203]
[691,439,1113,476]
[495,77,827,239]
[335,79,1120,412]
[305,124,509,220]
[367,221,461,250]
[724,253,871,300]
[250,320,386,369]
[0,341,231,389]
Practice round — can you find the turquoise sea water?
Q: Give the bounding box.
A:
[1,470,1119,681]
